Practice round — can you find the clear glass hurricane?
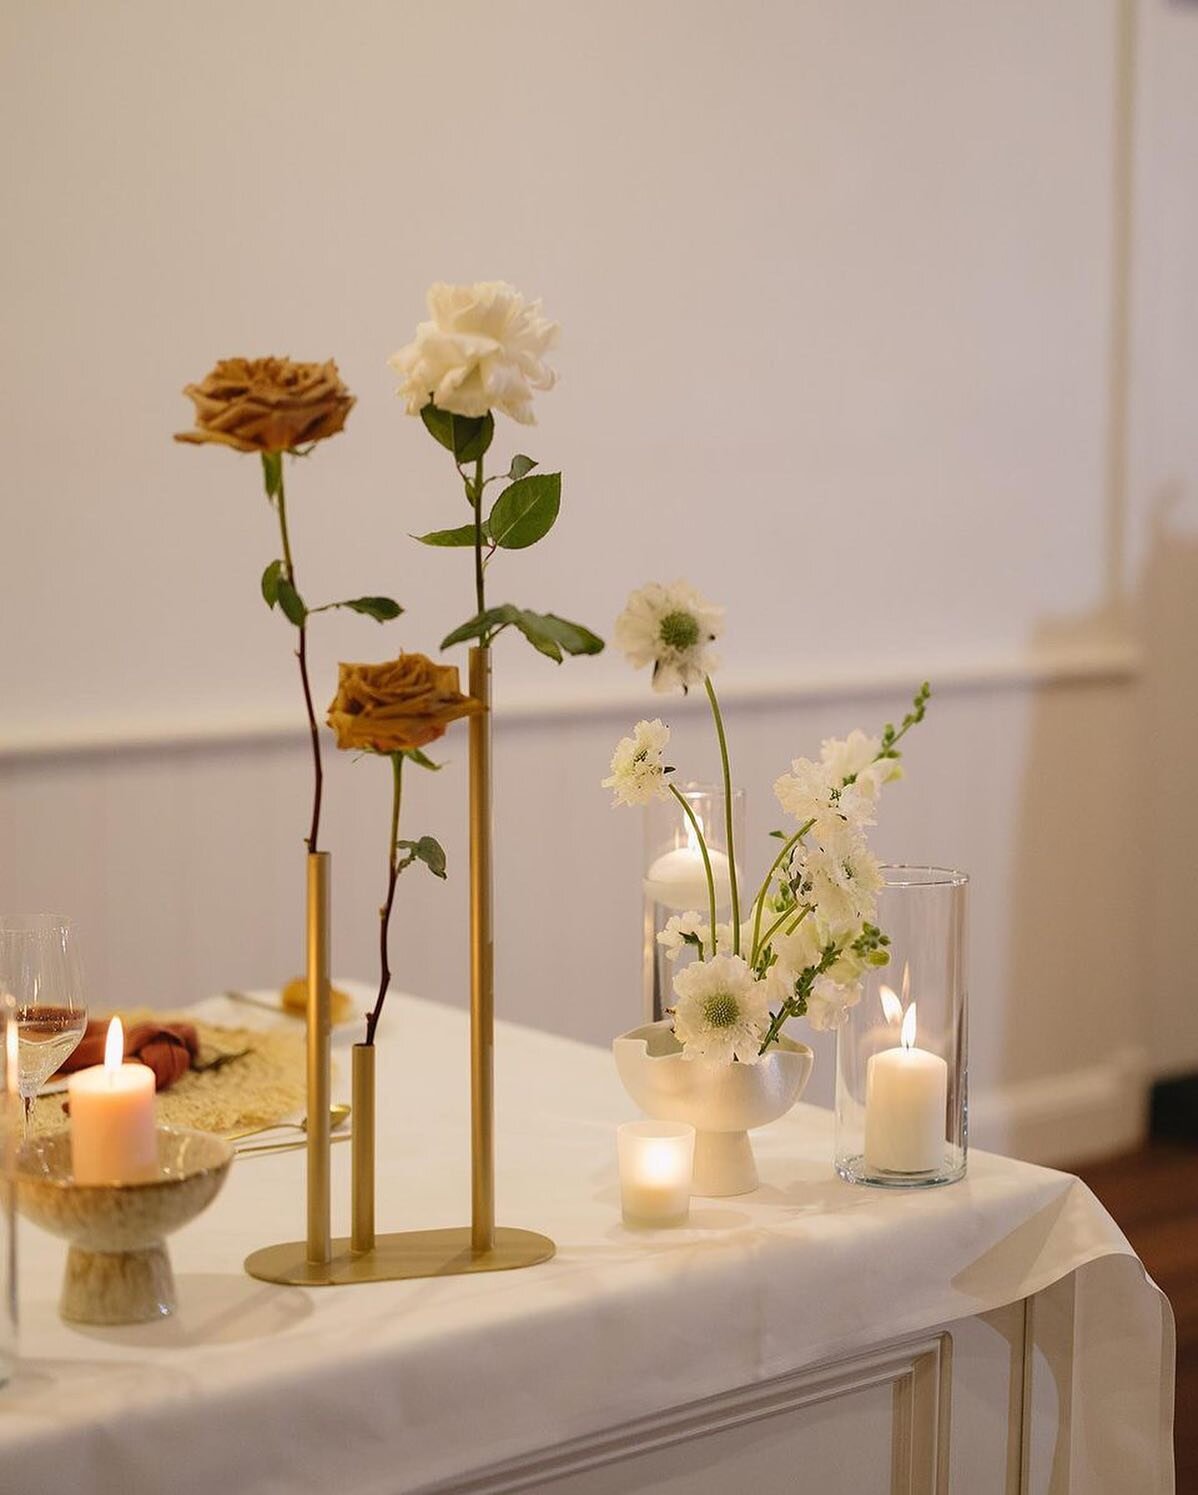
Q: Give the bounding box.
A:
[0,916,87,1135]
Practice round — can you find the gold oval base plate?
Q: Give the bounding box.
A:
[244,1226,555,1286]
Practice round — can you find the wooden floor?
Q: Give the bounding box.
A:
[1074,1143,1197,1491]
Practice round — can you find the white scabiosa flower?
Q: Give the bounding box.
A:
[657,911,709,961]
[671,953,771,1065]
[805,975,863,1032]
[389,281,559,425]
[613,581,724,694]
[602,718,672,807]
[819,730,881,785]
[798,845,885,929]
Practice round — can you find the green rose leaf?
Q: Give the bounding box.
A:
[397,836,447,880]
[276,577,308,627]
[413,523,483,547]
[441,604,604,660]
[339,596,403,622]
[261,559,284,609]
[440,604,523,650]
[508,454,537,480]
[487,473,561,549]
[260,451,283,499]
[532,612,605,656]
[420,403,494,464]
[402,747,444,772]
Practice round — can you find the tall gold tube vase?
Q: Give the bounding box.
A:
[245,658,554,1285]
[467,645,496,1252]
[306,852,332,1265]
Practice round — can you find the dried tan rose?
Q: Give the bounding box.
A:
[327,654,482,753]
[175,356,355,454]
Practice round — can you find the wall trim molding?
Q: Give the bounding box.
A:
[970,1044,1148,1167]
[1,638,1141,764]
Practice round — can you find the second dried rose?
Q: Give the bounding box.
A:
[327,655,482,753]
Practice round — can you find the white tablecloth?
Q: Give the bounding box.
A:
[0,986,1175,1493]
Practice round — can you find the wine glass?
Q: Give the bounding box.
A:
[0,916,87,1134]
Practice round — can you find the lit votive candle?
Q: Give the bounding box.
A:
[69,1018,157,1184]
[864,1003,948,1174]
[618,1120,695,1226]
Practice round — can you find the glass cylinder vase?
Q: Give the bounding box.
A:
[835,866,968,1187]
[642,783,745,1023]
[1,993,17,1384]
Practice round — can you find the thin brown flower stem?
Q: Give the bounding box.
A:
[703,675,740,952]
[668,783,719,957]
[365,752,404,1047]
[275,467,323,853]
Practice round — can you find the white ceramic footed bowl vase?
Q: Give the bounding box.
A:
[613,1020,814,1197]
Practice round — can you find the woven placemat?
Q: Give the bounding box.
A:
[29,1010,307,1138]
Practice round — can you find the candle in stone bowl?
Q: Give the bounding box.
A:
[69,1017,157,1184]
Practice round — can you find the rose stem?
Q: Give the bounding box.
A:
[365,752,404,1047]
[275,461,324,853]
[668,782,719,958]
[703,675,740,953]
[471,454,485,619]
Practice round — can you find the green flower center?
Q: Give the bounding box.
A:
[703,992,740,1029]
[659,610,700,650]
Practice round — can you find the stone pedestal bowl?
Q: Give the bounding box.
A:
[614,1020,813,1196]
[17,1126,233,1325]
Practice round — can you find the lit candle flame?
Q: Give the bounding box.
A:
[104,1016,125,1074]
[879,986,903,1025]
[684,813,704,855]
[901,963,910,1005]
[641,1140,678,1184]
[901,1002,917,1051]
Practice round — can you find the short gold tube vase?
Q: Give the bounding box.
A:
[245,656,554,1286]
[351,1043,375,1255]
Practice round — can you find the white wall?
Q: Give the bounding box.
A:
[2,0,1194,1161]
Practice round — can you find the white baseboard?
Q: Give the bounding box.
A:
[970,1046,1149,1167]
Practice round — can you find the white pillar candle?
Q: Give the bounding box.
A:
[617,1120,695,1226]
[69,1018,157,1184]
[644,846,733,914]
[864,1004,947,1174]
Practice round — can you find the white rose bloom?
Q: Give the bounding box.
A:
[389,281,559,425]
[672,954,771,1065]
[603,719,671,807]
[613,580,724,694]
[805,975,863,1032]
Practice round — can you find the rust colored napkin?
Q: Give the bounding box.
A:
[60,1019,199,1091]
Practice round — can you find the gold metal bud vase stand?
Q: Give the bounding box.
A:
[246,649,555,1285]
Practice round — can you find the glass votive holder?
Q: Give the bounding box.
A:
[617,1120,696,1227]
[835,866,968,1188]
[642,783,745,1023]
[1,995,18,1385]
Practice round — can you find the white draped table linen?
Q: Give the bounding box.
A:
[0,987,1174,1494]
